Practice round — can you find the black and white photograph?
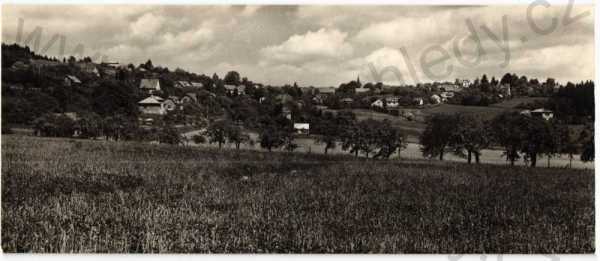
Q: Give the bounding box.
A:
[0,1,596,255]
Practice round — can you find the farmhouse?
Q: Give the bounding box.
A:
[138,95,166,115]
[293,123,310,135]
[140,79,161,93]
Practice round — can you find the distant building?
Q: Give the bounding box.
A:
[75,62,100,77]
[430,94,442,104]
[140,79,161,93]
[293,123,310,135]
[531,108,554,121]
[499,83,511,97]
[174,81,192,89]
[64,75,81,86]
[440,92,454,102]
[190,82,204,89]
[355,88,369,94]
[224,84,245,95]
[413,97,424,106]
[340,97,354,104]
[439,83,461,93]
[385,97,400,108]
[371,99,384,108]
[138,95,166,115]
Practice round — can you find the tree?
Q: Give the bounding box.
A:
[260,125,285,152]
[419,114,457,160]
[491,112,524,166]
[557,124,578,168]
[314,112,339,154]
[580,123,594,162]
[77,112,103,139]
[205,120,229,149]
[227,125,252,150]
[520,117,555,167]
[374,119,407,159]
[449,113,490,164]
[224,71,241,86]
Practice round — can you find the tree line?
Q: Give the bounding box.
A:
[419,112,594,167]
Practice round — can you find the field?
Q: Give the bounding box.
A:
[1,135,595,253]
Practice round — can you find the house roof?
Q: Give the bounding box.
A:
[65,75,81,84]
[138,96,163,105]
[293,123,310,129]
[355,88,369,93]
[175,81,192,88]
[140,79,160,90]
[316,87,336,94]
[190,82,204,88]
[224,84,245,93]
[532,108,553,113]
[340,98,354,102]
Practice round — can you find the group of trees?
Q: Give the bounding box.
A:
[420,112,594,167]
[312,111,408,159]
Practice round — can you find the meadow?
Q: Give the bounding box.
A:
[1,135,594,253]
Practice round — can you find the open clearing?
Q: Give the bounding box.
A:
[2,135,594,253]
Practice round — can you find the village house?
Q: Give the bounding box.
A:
[413,97,424,106]
[140,79,161,94]
[75,62,100,77]
[531,108,554,121]
[439,83,462,93]
[440,92,454,102]
[64,75,82,87]
[293,123,310,135]
[499,83,511,97]
[174,81,192,89]
[314,87,336,102]
[371,99,384,108]
[224,84,246,95]
[181,93,198,104]
[430,94,442,104]
[138,95,166,115]
[340,97,354,105]
[190,82,204,89]
[355,88,369,94]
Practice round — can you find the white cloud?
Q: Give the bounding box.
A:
[130,13,166,39]
[260,28,354,64]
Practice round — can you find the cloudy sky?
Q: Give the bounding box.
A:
[1,5,595,86]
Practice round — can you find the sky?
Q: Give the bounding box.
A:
[1,4,595,87]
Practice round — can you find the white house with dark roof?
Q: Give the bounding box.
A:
[138,95,166,115]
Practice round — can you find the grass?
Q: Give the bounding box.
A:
[1,135,594,253]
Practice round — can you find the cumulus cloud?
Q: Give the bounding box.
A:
[260,28,354,64]
[1,5,594,86]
